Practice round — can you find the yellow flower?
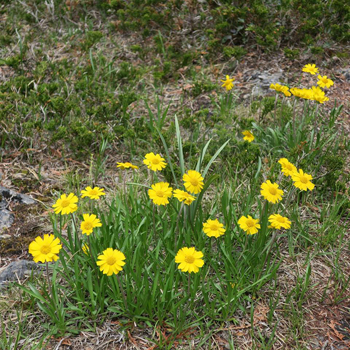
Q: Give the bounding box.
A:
[116,162,138,170]
[238,215,260,235]
[290,88,310,98]
[301,88,314,100]
[173,189,196,205]
[317,75,334,89]
[203,218,226,238]
[81,186,105,200]
[292,169,315,191]
[148,182,173,206]
[268,214,291,230]
[183,170,204,194]
[312,86,329,104]
[270,83,291,97]
[52,193,78,215]
[96,248,126,276]
[175,247,204,273]
[29,234,62,263]
[82,243,89,255]
[80,214,102,235]
[302,64,318,75]
[143,152,167,172]
[242,130,254,142]
[220,75,235,91]
[278,158,297,177]
[260,180,284,204]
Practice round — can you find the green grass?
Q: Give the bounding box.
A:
[0,0,349,348]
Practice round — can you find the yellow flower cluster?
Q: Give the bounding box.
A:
[269,64,333,104]
[278,158,315,191]
[148,169,203,206]
[290,86,329,104]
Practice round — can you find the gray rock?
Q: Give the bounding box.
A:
[0,209,14,231]
[0,186,36,232]
[0,186,36,205]
[0,260,42,290]
[244,69,285,97]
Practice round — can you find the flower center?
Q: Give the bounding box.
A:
[286,164,293,170]
[83,222,93,230]
[184,255,195,264]
[40,245,51,254]
[210,224,219,231]
[246,219,255,228]
[156,190,164,197]
[152,158,160,164]
[277,217,285,223]
[90,189,98,195]
[61,199,70,208]
[269,187,277,195]
[106,256,117,266]
[190,178,199,186]
[300,176,308,184]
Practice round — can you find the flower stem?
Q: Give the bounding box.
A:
[71,213,81,250]
[188,273,191,296]
[45,262,51,299]
[116,275,127,310]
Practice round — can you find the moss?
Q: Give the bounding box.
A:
[223,46,247,59]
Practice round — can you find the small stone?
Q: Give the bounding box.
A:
[0,209,14,231]
[0,260,42,290]
[0,186,36,205]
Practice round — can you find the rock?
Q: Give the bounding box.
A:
[0,260,42,290]
[0,186,36,232]
[0,209,14,231]
[0,186,36,205]
[244,69,285,97]
[337,68,350,82]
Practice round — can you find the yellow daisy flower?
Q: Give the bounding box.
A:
[173,189,196,205]
[317,75,334,89]
[116,162,139,170]
[312,86,329,104]
[238,215,260,235]
[278,158,297,177]
[302,64,318,75]
[260,180,284,204]
[143,152,167,172]
[303,88,315,100]
[270,83,291,97]
[242,130,254,142]
[148,182,173,206]
[81,186,105,200]
[268,214,291,230]
[96,248,126,276]
[29,234,62,263]
[290,87,305,98]
[203,218,226,238]
[80,214,102,235]
[291,169,315,191]
[183,170,204,194]
[220,75,235,91]
[52,193,78,215]
[175,247,204,273]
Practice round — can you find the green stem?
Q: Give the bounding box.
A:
[46,262,51,299]
[174,202,184,248]
[116,275,128,310]
[71,213,81,250]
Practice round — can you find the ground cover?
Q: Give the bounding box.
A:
[0,0,350,349]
